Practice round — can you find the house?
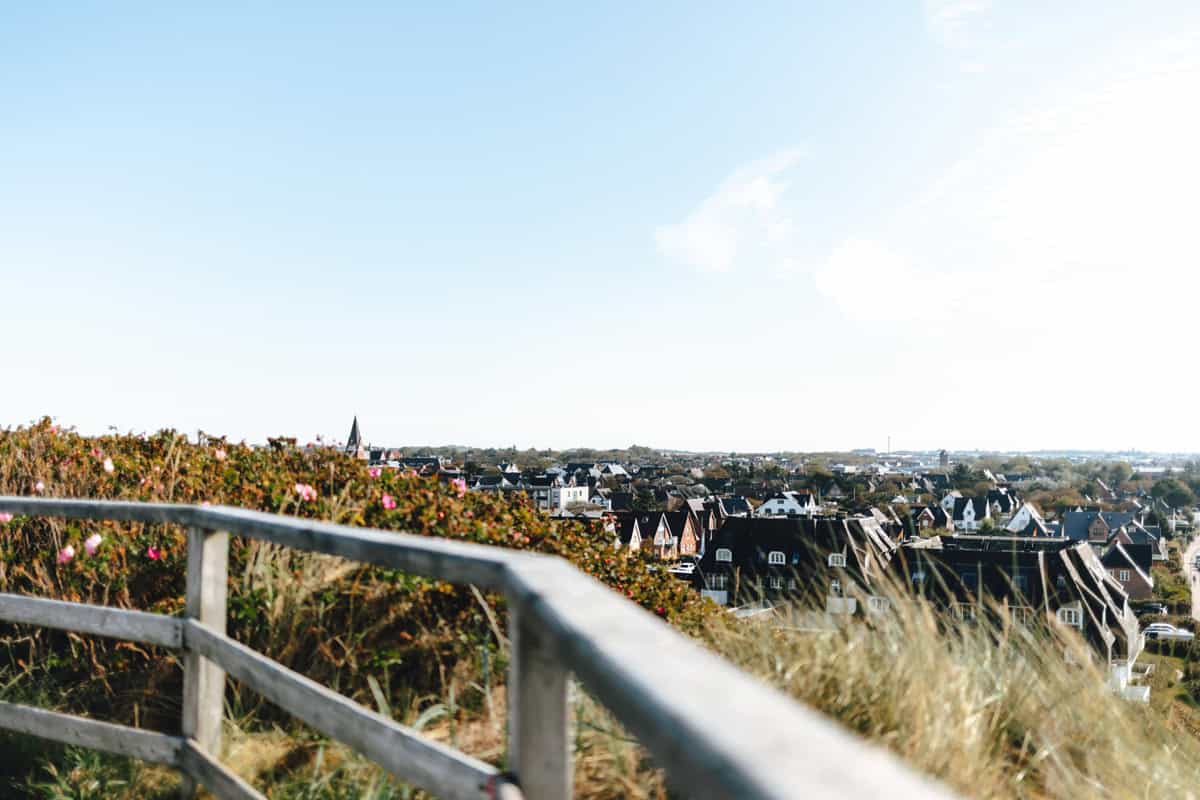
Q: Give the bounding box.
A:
[822,483,846,501]
[685,498,718,554]
[613,513,642,551]
[694,516,897,612]
[893,535,1144,694]
[1099,542,1154,600]
[1005,503,1049,536]
[636,512,678,560]
[1061,511,1139,550]
[951,497,991,531]
[754,490,819,518]
[940,491,963,514]
[717,496,752,519]
[524,474,590,513]
[987,488,1020,521]
[472,474,520,492]
[909,504,952,534]
[665,511,700,558]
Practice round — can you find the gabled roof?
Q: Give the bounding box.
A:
[718,496,752,517]
[1100,542,1154,587]
[952,497,990,521]
[615,514,641,546]
[1061,511,1136,542]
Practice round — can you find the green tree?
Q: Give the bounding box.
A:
[1166,485,1196,510]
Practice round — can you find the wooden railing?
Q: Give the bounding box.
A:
[0,498,957,800]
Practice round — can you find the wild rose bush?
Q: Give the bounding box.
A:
[0,418,710,731]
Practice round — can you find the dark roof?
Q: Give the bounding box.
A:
[718,496,752,517]
[951,497,989,521]
[1061,511,1136,542]
[347,416,363,450]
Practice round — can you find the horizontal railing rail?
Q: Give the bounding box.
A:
[0,497,958,800]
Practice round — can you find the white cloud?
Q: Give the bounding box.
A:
[923,0,991,48]
[815,34,1200,391]
[655,148,804,273]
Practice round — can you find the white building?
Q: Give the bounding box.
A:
[754,490,819,518]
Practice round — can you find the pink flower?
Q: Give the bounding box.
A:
[201,501,211,507]
[34,481,45,494]
[368,467,382,478]
[294,483,317,502]
[91,448,102,458]
[146,546,162,561]
[57,546,75,565]
[102,457,115,474]
[451,478,467,498]
[0,513,12,524]
[381,493,397,510]
[84,534,103,556]
[214,448,227,461]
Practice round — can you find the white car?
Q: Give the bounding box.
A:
[1143,623,1195,642]
[668,562,697,576]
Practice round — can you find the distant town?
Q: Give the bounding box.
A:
[326,416,1200,704]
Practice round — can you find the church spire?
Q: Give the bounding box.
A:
[346,416,363,453]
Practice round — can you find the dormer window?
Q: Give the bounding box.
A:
[768,550,785,565]
[715,548,732,563]
[828,553,847,568]
[1057,606,1083,628]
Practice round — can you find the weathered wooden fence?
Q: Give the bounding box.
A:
[0,497,956,799]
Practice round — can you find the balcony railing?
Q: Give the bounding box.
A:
[0,497,957,800]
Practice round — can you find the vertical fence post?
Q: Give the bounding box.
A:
[180,526,229,798]
[508,607,571,800]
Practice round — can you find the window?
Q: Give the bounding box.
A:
[715,548,732,563]
[1119,569,1131,582]
[828,553,846,568]
[768,576,783,590]
[791,551,801,566]
[786,579,796,590]
[768,550,786,565]
[1009,606,1035,626]
[868,596,889,613]
[830,578,842,595]
[911,569,927,585]
[951,603,977,622]
[1055,574,1067,589]
[708,574,728,590]
[1057,607,1083,628]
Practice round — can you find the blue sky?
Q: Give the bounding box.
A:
[4,2,1200,452]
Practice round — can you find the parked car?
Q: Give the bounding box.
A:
[668,562,697,576]
[1136,603,1169,617]
[1143,623,1195,642]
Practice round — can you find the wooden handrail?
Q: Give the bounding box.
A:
[0,496,958,800]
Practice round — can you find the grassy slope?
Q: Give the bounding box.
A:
[3,421,1200,798]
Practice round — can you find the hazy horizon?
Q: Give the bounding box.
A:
[6,3,1200,452]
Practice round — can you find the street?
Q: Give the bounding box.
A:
[1184,521,1200,622]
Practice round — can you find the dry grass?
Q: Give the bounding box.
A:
[13,578,1200,798]
[703,582,1200,799]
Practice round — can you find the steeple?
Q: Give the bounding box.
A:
[346,416,363,453]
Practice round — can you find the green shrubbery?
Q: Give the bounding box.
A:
[0,419,710,795]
